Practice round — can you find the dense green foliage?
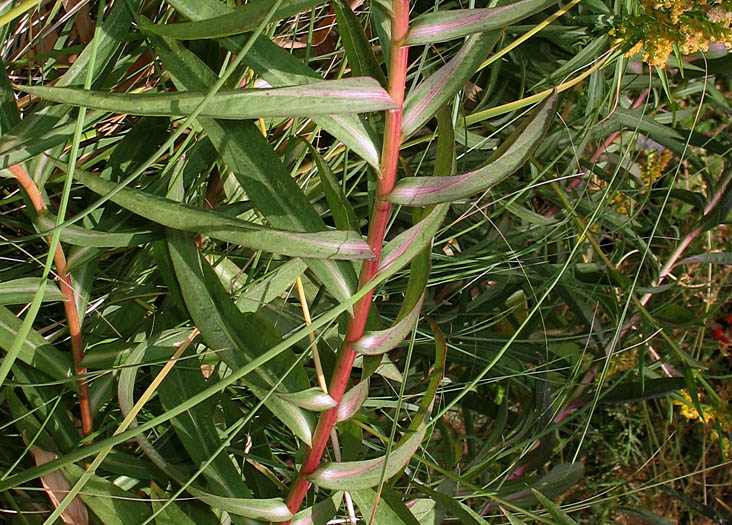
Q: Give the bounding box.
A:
[0,0,730,523]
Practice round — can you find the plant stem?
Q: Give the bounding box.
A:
[284,1,410,518]
[9,164,94,439]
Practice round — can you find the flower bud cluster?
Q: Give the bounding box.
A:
[611,0,732,67]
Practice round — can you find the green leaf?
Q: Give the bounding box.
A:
[19,78,396,119]
[35,212,160,247]
[159,0,382,167]
[675,252,732,268]
[64,463,153,525]
[388,92,557,206]
[155,344,255,501]
[276,387,337,412]
[333,0,387,87]
[378,204,449,274]
[235,258,308,313]
[166,229,316,445]
[616,508,674,525]
[530,488,577,524]
[350,488,412,525]
[148,30,360,301]
[336,379,370,422]
[150,482,200,525]
[498,463,585,508]
[402,32,499,138]
[308,427,426,490]
[141,0,326,40]
[0,60,20,134]
[353,293,424,355]
[599,377,686,404]
[290,492,344,525]
[305,141,360,232]
[0,277,65,305]
[71,166,373,260]
[406,0,559,45]
[413,482,489,525]
[186,492,293,522]
[0,306,73,383]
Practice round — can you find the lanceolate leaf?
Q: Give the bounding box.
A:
[405,0,559,45]
[235,258,309,313]
[35,212,160,247]
[290,492,343,525]
[497,463,585,507]
[0,306,72,383]
[140,0,326,40]
[388,92,557,206]
[402,32,499,138]
[333,0,387,87]
[378,204,449,273]
[276,387,337,412]
[353,292,424,355]
[148,30,359,302]
[165,229,316,445]
[336,379,370,422]
[186,492,293,522]
[308,427,426,490]
[73,168,373,260]
[64,464,152,525]
[0,277,65,305]
[19,78,396,120]
[161,0,381,167]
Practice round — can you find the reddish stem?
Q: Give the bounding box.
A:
[283,1,410,519]
[9,164,94,439]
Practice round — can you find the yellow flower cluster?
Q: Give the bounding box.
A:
[641,148,674,186]
[673,389,732,455]
[612,148,673,215]
[617,0,732,67]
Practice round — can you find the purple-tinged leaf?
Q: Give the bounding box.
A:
[336,379,370,423]
[18,77,397,120]
[290,492,343,525]
[378,204,449,274]
[353,293,424,355]
[402,33,499,138]
[406,0,559,45]
[186,492,294,522]
[73,167,374,260]
[388,92,557,206]
[276,387,337,412]
[308,427,426,490]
